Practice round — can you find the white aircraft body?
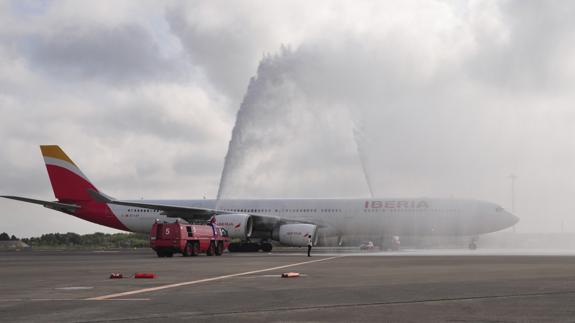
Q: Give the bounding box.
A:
[2,146,519,251]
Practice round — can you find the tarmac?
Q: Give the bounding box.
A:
[3,248,575,322]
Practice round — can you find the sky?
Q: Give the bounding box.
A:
[1,0,575,237]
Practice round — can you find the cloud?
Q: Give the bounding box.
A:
[466,1,575,91]
[0,2,234,236]
[1,1,575,237]
[22,24,186,84]
[165,0,339,104]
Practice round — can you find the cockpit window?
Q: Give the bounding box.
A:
[495,207,503,212]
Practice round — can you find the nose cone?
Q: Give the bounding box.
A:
[477,203,520,234]
[503,211,520,228]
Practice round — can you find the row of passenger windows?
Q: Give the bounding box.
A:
[127,207,343,214]
[128,209,160,213]
[364,208,461,213]
[222,208,343,214]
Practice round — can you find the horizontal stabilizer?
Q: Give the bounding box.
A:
[1,195,80,213]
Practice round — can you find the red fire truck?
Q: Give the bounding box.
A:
[150,221,230,257]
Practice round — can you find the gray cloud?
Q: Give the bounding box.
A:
[166,8,258,103]
[23,24,186,84]
[468,1,575,91]
[81,103,209,143]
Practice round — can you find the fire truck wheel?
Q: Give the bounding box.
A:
[207,242,215,256]
[156,250,165,258]
[183,242,193,257]
[191,241,200,256]
[166,251,174,257]
[215,242,224,256]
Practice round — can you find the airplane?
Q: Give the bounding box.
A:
[2,145,519,252]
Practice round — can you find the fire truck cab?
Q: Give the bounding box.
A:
[150,221,230,257]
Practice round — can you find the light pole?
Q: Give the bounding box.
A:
[509,174,517,232]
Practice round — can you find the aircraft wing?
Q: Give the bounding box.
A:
[1,195,80,214]
[88,190,224,221]
[106,200,218,221]
[87,190,320,227]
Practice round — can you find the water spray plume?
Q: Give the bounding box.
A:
[353,122,375,198]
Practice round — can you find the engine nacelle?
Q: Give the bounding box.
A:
[277,224,318,247]
[214,214,253,240]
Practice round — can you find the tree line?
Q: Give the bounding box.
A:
[0,232,18,241]
[0,232,149,248]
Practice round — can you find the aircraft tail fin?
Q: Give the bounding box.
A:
[40,145,101,202]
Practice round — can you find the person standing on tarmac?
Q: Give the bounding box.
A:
[307,235,313,257]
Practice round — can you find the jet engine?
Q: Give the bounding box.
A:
[275,224,318,247]
[214,214,253,240]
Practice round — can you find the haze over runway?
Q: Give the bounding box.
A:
[1,1,575,237]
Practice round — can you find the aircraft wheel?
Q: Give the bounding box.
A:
[261,242,273,252]
[227,242,260,252]
[469,242,477,250]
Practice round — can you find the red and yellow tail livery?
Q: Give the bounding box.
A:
[40,145,98,203]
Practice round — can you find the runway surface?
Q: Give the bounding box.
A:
[2,248,575,322]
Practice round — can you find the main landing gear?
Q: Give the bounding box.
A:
[228,241,273,252]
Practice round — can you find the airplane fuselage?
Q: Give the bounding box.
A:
[3,146,520,247]
[84,198,518,238]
